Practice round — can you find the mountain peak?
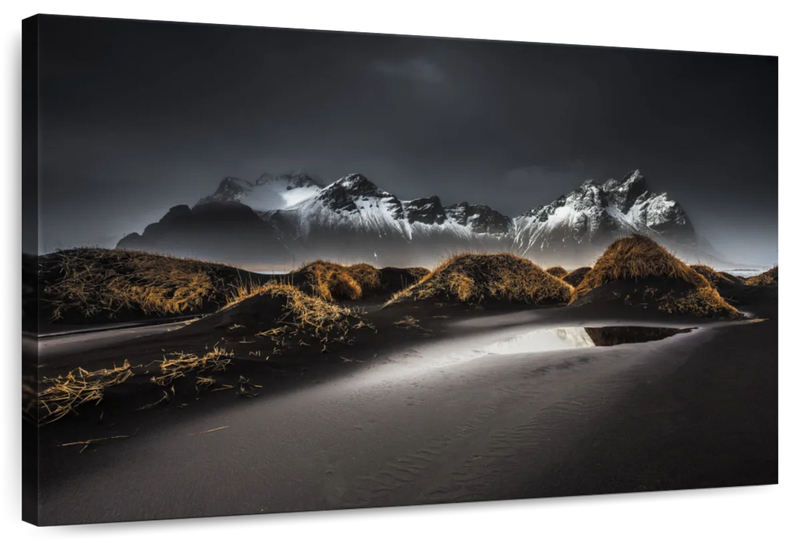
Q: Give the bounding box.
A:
[624,169,644,183]
[604,168,644,189]
[337,173,371,188]
[405,196,446,225]
[128,167,715,269]
[513,169,698,261]
[254,173,274,186]
[445,201,511,234]
[274,171,325,190]
[197,171,324,211]
[197,177,250,206]
[327,173,389,199]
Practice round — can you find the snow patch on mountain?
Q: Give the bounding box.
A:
[511,170,698,262]
[198,171,324,211]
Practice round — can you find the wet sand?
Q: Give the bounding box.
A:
[30,287,777,525]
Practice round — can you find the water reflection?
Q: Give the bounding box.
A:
[483,326,693,355]
[586,326,693,346]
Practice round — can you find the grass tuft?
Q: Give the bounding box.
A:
[388,252,573,306]
[545,266,569,279]
[152,346,234,387]
[347,263,382,291]
[222,280,275,309]
[39,361,135,424]
[690,264,741,287]
[220,282,365,339]
[294,261,363,301]
[403,267,431,281]
[572,235,706,300]
[571,235,740,317]
[745,266,778,286]
[562,266,592,287]
[39,247,266,322]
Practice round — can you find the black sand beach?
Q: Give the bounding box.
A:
[27,282,777,525]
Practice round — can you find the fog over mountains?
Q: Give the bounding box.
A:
[117,169,733,270]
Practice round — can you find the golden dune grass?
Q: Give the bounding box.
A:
[264,283,358,334]
[222,280,276,309]
[746,266,778,286]
[545,266,569,279]
[572,235,705,300]
[295,261,363,301]
[39,283,372,424]
[562,266,592,287]
[39,361,135,424]
[404,267,431,280]
[222,282,362,338]
[388,252,573,306]
[571,235,740,317]
[152,346,234,387]
[347,263,382,291]
[41,248,240,321]
[690,264,739,287]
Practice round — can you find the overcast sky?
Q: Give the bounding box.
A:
[33,15,778,264]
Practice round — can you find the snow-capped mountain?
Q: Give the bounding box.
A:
[511,170,700,265]
[197,171,324,211]
[118,169,722,270]
[265,174,511,265]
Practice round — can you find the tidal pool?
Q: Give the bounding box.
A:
[483,326,694,355]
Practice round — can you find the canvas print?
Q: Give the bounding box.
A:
[22,15,778,526]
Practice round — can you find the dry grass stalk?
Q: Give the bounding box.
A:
[187,426,229,436]
[255,326,288,337]
[195,376,216,392]
[137,390,171,411]
[152,346,234,386]
[39,361,135,424]
[394,315,431,334]
[394,315,422,328]
[237,375,261,398]
[210,384,235,392]
[60,433,134,453]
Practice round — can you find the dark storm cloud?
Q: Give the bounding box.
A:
[33,15,778,264]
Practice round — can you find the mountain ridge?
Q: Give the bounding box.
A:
[118,169,731,270]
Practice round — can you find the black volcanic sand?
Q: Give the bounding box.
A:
[30,284,777,525]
